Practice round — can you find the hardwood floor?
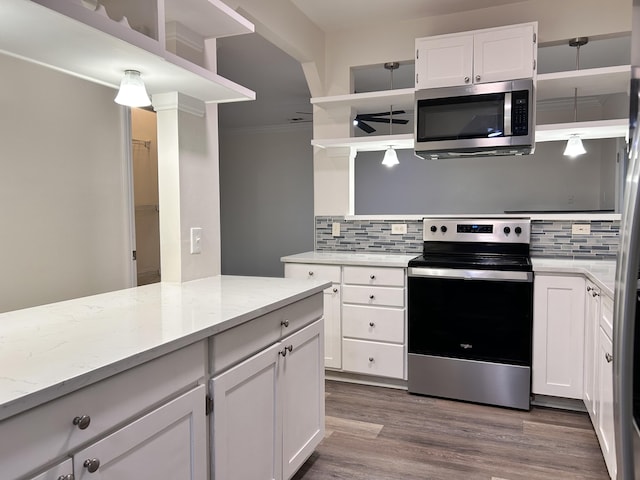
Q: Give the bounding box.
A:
[293,380,609,480]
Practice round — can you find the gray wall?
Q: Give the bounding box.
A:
[355,140,618,215]
[219,124,314,277]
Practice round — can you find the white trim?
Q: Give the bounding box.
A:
[121,106,137,287]
[152,92,206,117]
[165,21,204,53]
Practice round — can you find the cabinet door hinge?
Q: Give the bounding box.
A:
[533,59,536,71]
[416,73,419,85]
[205,394,213,416]
[416,49,419,60]
[132,250,137,261]
[533,32,537,44]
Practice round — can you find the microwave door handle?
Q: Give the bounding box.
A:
[504,92,512,136]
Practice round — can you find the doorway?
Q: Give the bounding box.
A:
[131,108,161,286]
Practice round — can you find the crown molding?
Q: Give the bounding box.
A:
[152,92,206,117]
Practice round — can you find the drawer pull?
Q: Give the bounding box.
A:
[281,320,289,328]
[83,458,100,473]
[605,353,613,363]
[72,415,91,430]
[369,322,375,327]
[280,345,294,357]
[333,287,338,293]
[368,357,374,362]
[592,291,599,297]
[369,294,375,300]
[308,271,314,276]
[57,475,74,480]
[370,274,376,280]
[587,286,592,292]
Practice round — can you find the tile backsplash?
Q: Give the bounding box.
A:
[315,216,619,260]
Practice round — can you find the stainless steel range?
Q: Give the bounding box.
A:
[407,218,533,410]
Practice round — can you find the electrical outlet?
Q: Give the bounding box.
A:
[391,223,408,235]
[332,223,341,237]
[571,224,591,235]
[190,227,202,254]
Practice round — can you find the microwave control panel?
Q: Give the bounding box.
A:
[512,90,529,136]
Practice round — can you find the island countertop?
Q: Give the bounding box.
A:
[0,275,329,422]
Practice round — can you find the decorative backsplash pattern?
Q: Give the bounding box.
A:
[315,216,620,259]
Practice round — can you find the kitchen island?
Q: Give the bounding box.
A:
[0,275,329,480]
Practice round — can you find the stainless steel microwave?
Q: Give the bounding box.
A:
[414,79,535,159]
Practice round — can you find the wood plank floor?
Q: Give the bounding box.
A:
[293,380,609,480]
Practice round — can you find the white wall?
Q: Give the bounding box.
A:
[0,53,132,313]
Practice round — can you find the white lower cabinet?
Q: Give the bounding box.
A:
[28,458,73,480]
[211,319,324,480]
[583,280,601,419]
[532,274,585,398]
[284,263,342,369]
[74,385,206,479]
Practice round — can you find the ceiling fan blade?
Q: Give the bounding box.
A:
[390,118,409,125]
[356,110,406,119]
[355,120,376,134]
[357,117,409,125]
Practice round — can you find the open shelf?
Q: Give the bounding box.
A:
[0,0,255,104]
[165,0,254,39]
[536,119,627,142]
[537,65,630,101]
[311,134,414,152]
[311,88,415,112]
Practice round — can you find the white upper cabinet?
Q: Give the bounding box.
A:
[0,0,255,103]
[415,22,537,89]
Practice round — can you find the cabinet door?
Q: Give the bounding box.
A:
[532,275,585,398]
[281,320,325,480]
[212,343,282,480]
[597,326,616,478]
[324,284,342,369]
[73,385,206,480]
[473,24,535,83]
[415,34,473,89]
[583,281,600,418]
[28,458,73,480]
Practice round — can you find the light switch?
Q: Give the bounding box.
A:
[391,224,407,235]
[190,227,202,254]
[332,223,341,237]
[571,224,591,235]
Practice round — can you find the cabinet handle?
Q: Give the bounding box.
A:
[605,353,613,363]
[57,475,74,480]
[280,345,293,357]
[368,357,374,362]
[369,322,375,327]
[83,458,100,473]
[308,271,314,276]
[281,320,289,328]
[370,274,376,280]
[475,74,481,81]
[72,415,91,430]
[592,291,599,297]
[333,287,338,293]
[587,286,592,292]
[369,294,375,300]
[464,76,470,83]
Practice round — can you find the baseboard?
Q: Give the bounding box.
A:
[531,394,587,412]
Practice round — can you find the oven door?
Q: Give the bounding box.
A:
[408,267,533,366]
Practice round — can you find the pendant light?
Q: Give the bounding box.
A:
[563,37,588,158]
[382,62,400,167]
[114,70,151,107]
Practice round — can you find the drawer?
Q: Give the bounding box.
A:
[342,285,404,307]
[342,339,404,379]
[600,293,613,339]
[210,293,323,375]
[0,341,206,480]
[343,266,405,287]
[285,263,341,283]
[342,305,405,343]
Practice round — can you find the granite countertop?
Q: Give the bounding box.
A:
[0,275,329,422]
[531,258,617,298]
[281,251,417,268]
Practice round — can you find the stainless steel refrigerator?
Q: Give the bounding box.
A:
[614,2,640,478]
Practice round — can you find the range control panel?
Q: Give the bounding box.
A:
[423,218,531,244]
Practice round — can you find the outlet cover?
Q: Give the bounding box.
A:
[190,227,202,254]
[572,224,591,235]
[332,223,341,237]
[391,223,408,235]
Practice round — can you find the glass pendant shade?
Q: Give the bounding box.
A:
[563,134,586,158]
[382,147,399,167]
[114,70,151,107]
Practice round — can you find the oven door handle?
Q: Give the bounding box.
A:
[408,267,533,282]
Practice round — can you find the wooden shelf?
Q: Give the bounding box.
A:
[165,0,254,39]
[311,134,414,152]
[1,0,255,104]
[311,88,415,112]
[537,65,630,101]
[536,119,627,142]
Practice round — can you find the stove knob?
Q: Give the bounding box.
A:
[430,225,437,233]
[503,226,511,234]
[440,225,447,233]
[515,226,522,235]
